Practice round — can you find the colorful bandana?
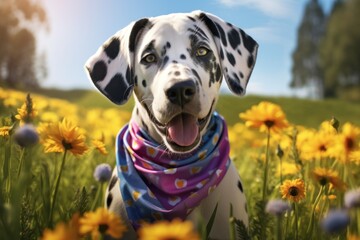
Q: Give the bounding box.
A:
[116,112,230,229]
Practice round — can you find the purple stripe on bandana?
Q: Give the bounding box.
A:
[116,112,230,229]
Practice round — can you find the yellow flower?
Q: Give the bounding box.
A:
[40,118,88,156]
[280,179,306,202]
[312,168,346,191]
[41,215,80,240]
[300,131,337,160]
[92,139,108,155]
[15,94,38,125]
[138,218,200,240]
[79,208,127,239]
[239,101,289,133]
[337,123,360,162]
[276,162,300,177]
[0,126,12,137]
[350,149,360,165]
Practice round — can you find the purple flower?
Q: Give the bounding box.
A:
[321,209,350,234]
[93,163,112,182]
[265,199,291,216]
[14,124,39,147]
[344,189,360,209]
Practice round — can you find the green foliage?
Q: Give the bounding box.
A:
[320,0,360,101]
[291,0,326,98]
[0,0,47,89]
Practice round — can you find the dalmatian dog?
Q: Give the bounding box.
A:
[85,11,258,240]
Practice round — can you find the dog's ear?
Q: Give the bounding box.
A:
[194,11,259,95]
[85,18,149,104]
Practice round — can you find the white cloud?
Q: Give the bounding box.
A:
[245,26,281,43]
[218,0,294,18]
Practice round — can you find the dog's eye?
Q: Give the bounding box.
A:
[142,54,157,64]
[196,47,209,57]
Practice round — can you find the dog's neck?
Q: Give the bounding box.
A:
[131,103,163,144]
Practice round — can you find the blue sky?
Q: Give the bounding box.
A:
[38,0,334,96]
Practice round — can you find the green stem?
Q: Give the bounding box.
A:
[91,183,104,211]
[16,148,25,178]
[276,215,282,240]
[48,151,67,226]
[262,128,271,202]
[306,186,324,238]
[294,203,298,240]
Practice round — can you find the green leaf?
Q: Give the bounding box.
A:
[205,202,218,240]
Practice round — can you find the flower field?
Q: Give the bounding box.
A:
[1,86,360,240]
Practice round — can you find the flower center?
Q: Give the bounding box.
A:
[319,145,327,152]
[345,137,354,151]
[319,177,328,186]
[62,140,73,150]
[289,187,299,196]
[98,224,109,234]
[264,120,275,128]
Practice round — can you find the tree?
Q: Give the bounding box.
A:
[290,0,326,99]
[0,0,47,89]
[320,0,360,101]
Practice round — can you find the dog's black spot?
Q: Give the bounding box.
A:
[174,71,180,76]
[180,54,186,60]
[191,69,202,86]
[215,64,222,82]
[220,48,224,60]
[141,120,149,132]
[247,55,254,68]
[104,37,120,60]
[126,66,132,84]
[199,13,219,39]
[227,22,233,27]
[215,22,227,47]
[108,176,118,191]
[240,29,257,54]
[237,180,244,192]
[227,28,241,50]
[136,108,139,115]
[106,193,113,208]
[239,71,244,79]
[142,79,147,88]
[187,16,196,22]
[227,73,244,95]
[90,61,107,82]
[225,67,228,73]
[166,42,171,48]
[237,49,242,56]
[104,73,130,104]
[134,75,138,86]
[161,56,169,69]
[226,52,236,66]
[129,18,149,52]
[172,60,178,64]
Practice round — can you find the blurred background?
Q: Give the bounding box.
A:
[0,0,359,101]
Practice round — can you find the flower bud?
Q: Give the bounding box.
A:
[265,199,291,216]
[93,163,112,182]
[14,124,39,147]
[321,209,350,234]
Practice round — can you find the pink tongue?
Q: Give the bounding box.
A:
[167,114,199,146]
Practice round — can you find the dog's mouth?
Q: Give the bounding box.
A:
[143,102,213,152]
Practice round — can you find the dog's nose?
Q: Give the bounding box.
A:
[165,80,196,107]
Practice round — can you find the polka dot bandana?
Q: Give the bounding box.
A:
[116,112,230,229]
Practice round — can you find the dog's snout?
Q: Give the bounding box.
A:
[165,80,196,107]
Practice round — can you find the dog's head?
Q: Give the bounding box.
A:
[85,11,258,153]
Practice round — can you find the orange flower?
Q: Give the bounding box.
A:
[313,168,346,191]
[79,208,127,239]
[138,218,200,240]
[39,118,88,156]
[239,101,289,133]
[280,179,306,202]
